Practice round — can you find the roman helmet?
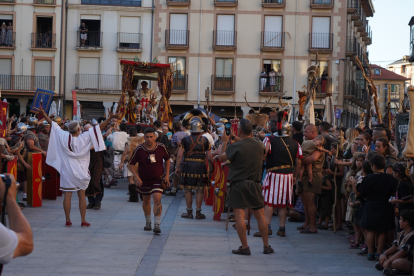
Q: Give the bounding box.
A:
[189,120,203,133]
[219,118,228,124]
[53,116,62,126]
[27,117,38,130]
[182,109,209,130]
[275,111,290,137]
[16,123,28,134]
[217,126,225,137]
[42,120,50,126]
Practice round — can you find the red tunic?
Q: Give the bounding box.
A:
[128,143,170,183]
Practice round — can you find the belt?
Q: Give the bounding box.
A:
[267,165,292,172]
[184,158,205,163]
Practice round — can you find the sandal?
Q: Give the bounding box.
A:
[349,243,360,249]
[195,212,206,220]
[297,225,306,230]
[367,253,375,261]
[181,210,194,219]
[317,225,328,230]
[300,227,318,234]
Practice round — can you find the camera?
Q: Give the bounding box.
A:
[0,174,10,188]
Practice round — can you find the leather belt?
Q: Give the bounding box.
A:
[184,158,205,163]
[267,165,292,172]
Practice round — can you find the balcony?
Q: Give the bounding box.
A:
[344,80,366,108]
[211,75,235,95]
[0,0,15,4]
[75,74,122,94]
[262,0,285,8]
[354,6,366,27]
[261,32,285,52]
[410,41,414,62]
[166,0,190,6]
[33,0,56,5]
[117,33,142,52]
[362,24,372,45]
[309,33,333,53]
[310,0,334,9]
[81,0,141,6]
[171,74,188,94]
[0,32,15,49]
[213,31,236,51]
[165,30,189,50]
[0,75,55,94]
[259,76,283,97]
[76,31,102,51]
[214,0,237,7]
[347,0,358,14]
[346,36,357,57]
[31,33,56,50]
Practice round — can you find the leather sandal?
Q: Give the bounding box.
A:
[181,210,194,219]
[195,211,206,220]
[253,229,272,237]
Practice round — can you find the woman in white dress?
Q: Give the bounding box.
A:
[5,22,13,46]
[260,69,267,92]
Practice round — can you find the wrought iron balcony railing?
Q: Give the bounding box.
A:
[76,74,122,91]
[165,30,189,49]
[166,0,190,5]
[33,0,56,4]
[309,33,333,51]
[117,32,142,50]
[81,0,141,6]
[214,0,237,6]
[213,31,237,50]
[31,33,56,49]
[261,32,285,51]
[172,74,188,92]
[262,0,285,7]
[77,31,102,48]
[259,75,283,94]
[211,75,235,93]
[0,32,15,48]
[0,0,15,3]
[0,75,55,91]
[310,0,334,8]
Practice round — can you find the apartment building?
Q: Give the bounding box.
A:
[64,0,153,119]
[369,64,410,115]
[409,16,414,62]
[0,0,62,116]
[154,0,374,126]
[387,55,414,87]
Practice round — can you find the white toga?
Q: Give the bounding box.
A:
[46,122,106,191]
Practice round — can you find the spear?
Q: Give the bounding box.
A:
[332,130,344,234]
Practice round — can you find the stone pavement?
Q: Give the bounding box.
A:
[4,179,381,276]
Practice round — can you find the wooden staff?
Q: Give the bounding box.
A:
[332,130,344,234]
[387,84,391,128]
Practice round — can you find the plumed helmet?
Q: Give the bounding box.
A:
[27,117,38,129]
[91,119,98,126]
[275,122,291,137]
[190,120,203,133]
[42,120,50,126]
[53,116,62,125]
[219,118,228,124]
[16,123,28,134]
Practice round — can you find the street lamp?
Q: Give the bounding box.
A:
[220,108,225,117]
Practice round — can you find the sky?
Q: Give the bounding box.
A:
[368,0,413,68]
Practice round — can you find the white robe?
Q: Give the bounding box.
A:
[46,122,105,191]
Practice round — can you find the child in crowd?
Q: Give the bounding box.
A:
[391,163,414,216]
[298,135,330,188]
[357,154,398,261]
[376,209,414,275]
[349,160,373,249]
[317,173,333,230]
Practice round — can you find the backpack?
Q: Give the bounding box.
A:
[103,145,114,169]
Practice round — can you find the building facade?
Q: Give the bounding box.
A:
[369,64,410,116]
[63,0,153,119]
[154,0,374,126]
[409,16,414,62]
[387,55,414,88]
[0,0,62,116]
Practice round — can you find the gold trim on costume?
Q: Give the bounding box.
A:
[267,165,292,172]
[184,158,205,163]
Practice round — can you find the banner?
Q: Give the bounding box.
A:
[72,90,77,119]
[30,89,54,114]
[0,102,8,138]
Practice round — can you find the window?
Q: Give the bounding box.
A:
[311,17,330,48]
[264,16,282,47]
[215,58,233,76]
[169,14,187,45]
[0,14,13,47]
[402,65,406,73]
[79,17,101,47]
[34,60,52,90]
[261,60,282,92]
[34,16,54,48]
[119,16,141,48]
[390,84,400,100]
[216,15,235,46]
[78,57,100,89]
[0,58,12,90]
[81,0,141,6]
[311,60,329,78]
[169,57,186,90]
[374,69,380,75]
